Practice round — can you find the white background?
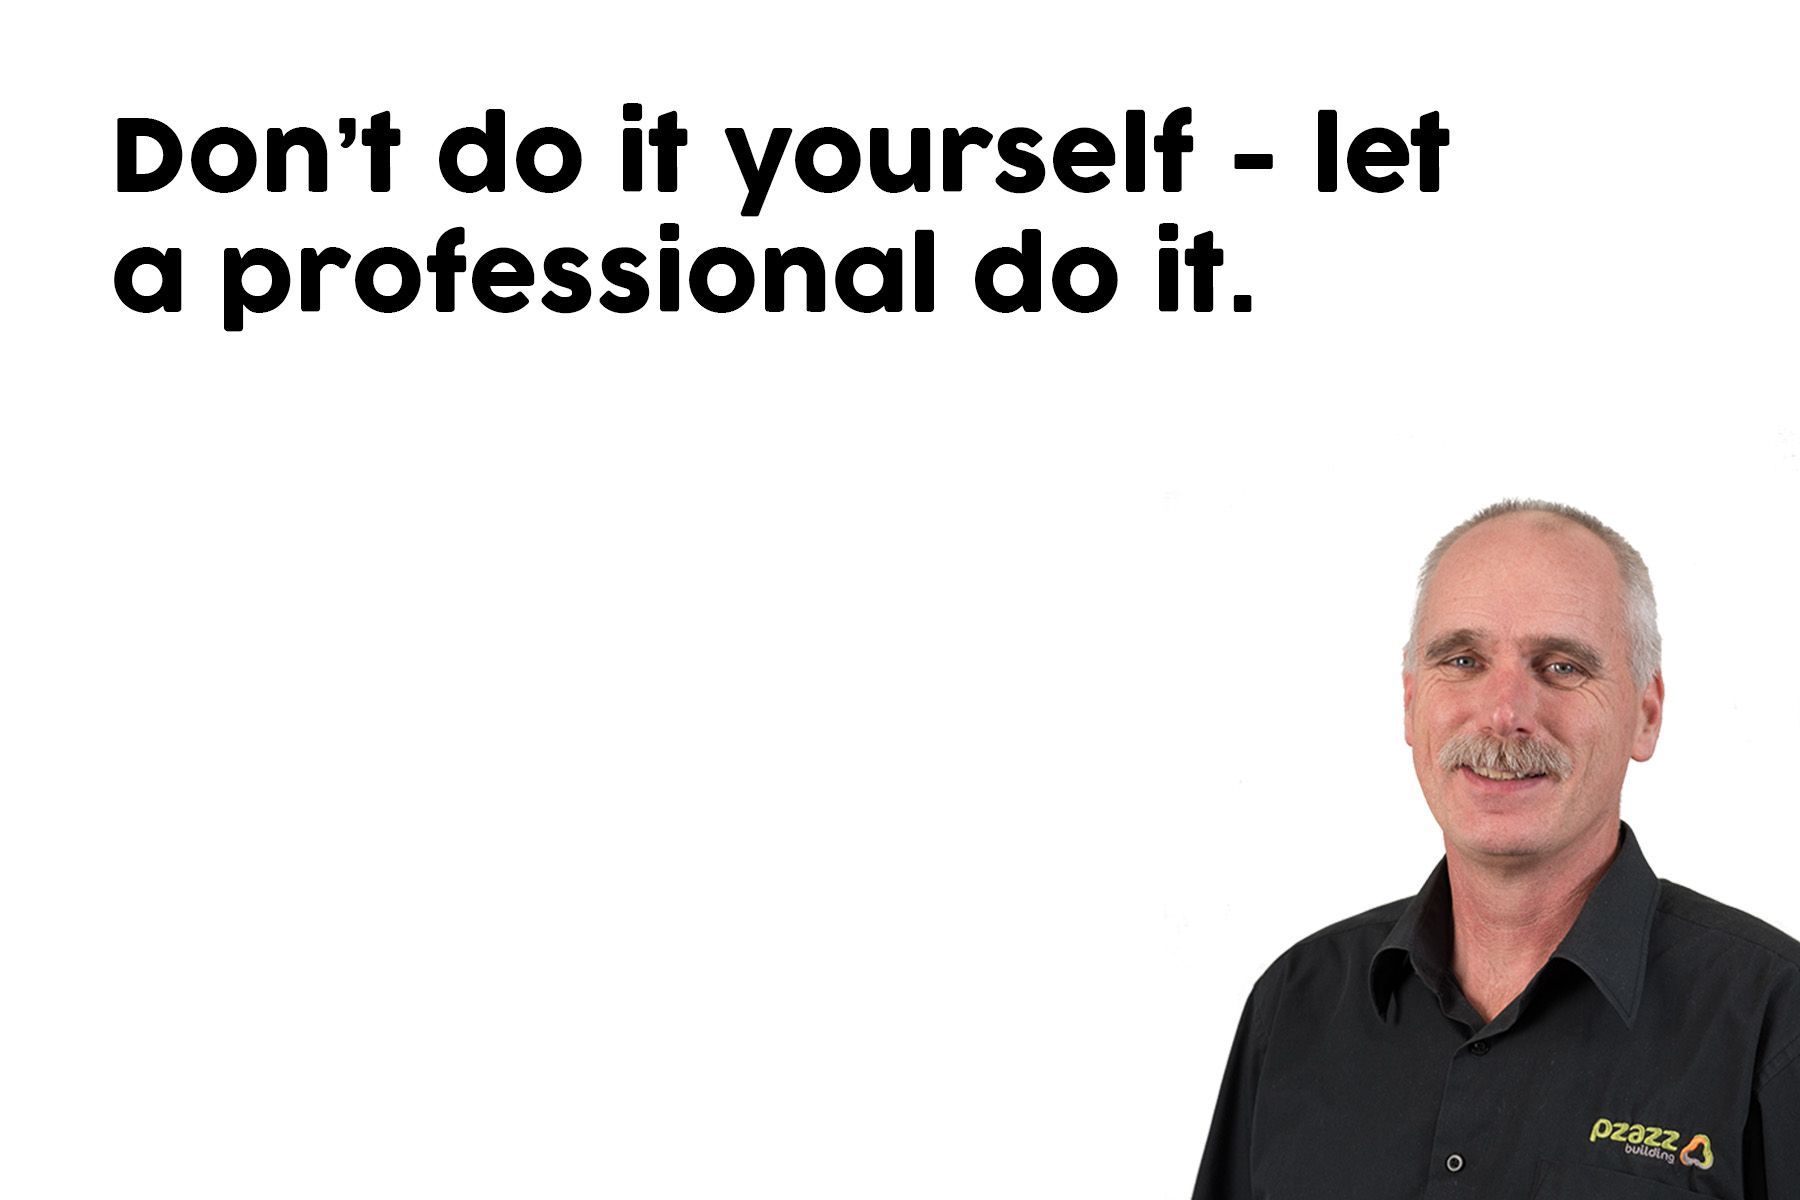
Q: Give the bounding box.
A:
[5,2,1797,1197]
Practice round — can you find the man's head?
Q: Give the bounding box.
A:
[1402,501,1665,864]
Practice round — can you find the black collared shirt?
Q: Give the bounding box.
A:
[1191,824,1800,1199]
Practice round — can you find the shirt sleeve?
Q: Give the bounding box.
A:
[1190,989,1265,1200]
[1749,1039,1800,1200]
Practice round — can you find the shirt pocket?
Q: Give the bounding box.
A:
[1531,1160,1709,1198]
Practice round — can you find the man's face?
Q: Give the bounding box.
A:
[1403,514,1664,863]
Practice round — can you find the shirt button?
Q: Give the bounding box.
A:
[1470,1040,1491,1056]
[1446,1154,1465,1173]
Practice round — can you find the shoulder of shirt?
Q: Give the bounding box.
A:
[1287,895,1415,951]
[1237,896,1414,1030]
[1657,881,1800,1087]
[1655,879,1800,972]
[1249,894,1414,986]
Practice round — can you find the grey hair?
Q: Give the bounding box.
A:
[1404,499,1661,687]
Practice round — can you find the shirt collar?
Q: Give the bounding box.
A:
[1368,822,1661,1027]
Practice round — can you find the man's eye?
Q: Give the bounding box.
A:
[1544,661,1584,677]
[1444,655,1479,669]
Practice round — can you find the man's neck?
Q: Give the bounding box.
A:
[1444,818,1621,1025]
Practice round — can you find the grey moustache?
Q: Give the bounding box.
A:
[1438,732,1572,781]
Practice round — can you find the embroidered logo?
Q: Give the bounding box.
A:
[1588,1118,1713,1171]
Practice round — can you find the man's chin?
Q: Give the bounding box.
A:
[1441,807,1560,861]
[1459,834,1549,859]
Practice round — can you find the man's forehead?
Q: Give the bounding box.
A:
[1420,514,1627,632]
[1436,514,1619,585]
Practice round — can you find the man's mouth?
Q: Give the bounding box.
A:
[1460,765,1550,783]
[1438,732,1571,784]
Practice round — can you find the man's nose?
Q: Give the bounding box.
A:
[1482,663,1538,736]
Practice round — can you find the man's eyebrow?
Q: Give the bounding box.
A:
[1421,630,1609,674]
[1422,629,1486,661]
[1530,636,1606,673]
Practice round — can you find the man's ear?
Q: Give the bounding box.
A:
[1631,671,1665,762]
[1403,669,1416,747]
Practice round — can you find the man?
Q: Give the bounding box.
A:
[1191,500,1799,1199]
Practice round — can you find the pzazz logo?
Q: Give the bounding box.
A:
[1680,1134,1714,1170]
